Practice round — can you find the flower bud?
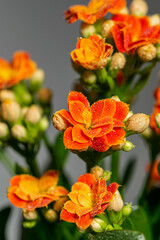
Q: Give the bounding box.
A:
[80,22,96,38]
[101,20,115,38]
[44,209,57,222]
[0,122,9,140]
[21,107,29,117]
[102,170,112,181]
[124,111,133,122]
[105,224,114,231]
[137,44,157,62]
[122,203,132,217]
[111,96,121,102]
[22,209,38,220]
[112,140,126,151]
[25,105,42,124]
[149,14,160,26]
[90,218,107,233]
[142,127,153,139]
[1,99,21,122]
[38,87,52,104]
[122,141,135,152]
[90,166,103,178]
[107,190,124,212]
[125,113,150,134]
[155,113,160,129]
[23,221,37,229]
[52,111,71,131]
[39,117,49,131]
[22,92,32,105]
[82,71,97,85]
[156,45,160,60]
[53,197,68,212]
[110,53,126,70]
[119,7,129,14]
[30,68,45,92]
[130,0,148,16]
[11,124,27,141]
[0,90,16,102]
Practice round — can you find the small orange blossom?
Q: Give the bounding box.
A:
[8,170,68,210]
[61,173,119,230]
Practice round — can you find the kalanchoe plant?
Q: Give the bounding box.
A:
[0,0,160,240]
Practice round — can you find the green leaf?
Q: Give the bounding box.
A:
[53,132,69,170]
[87,230,146,240]
[122,206,153,240]
[0,207,11,240]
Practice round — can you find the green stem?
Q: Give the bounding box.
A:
[26,155,40,177]
[111,151,120,183]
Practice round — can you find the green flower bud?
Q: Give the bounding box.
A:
[102,170,112,181]
[30,68,45,92]
[23,221,37,229]
[22,92,32,105]
[122,141,135,152]
[0,122,9,140]
[39,117,49,131]
[82,71,97,85]
[105,224,114,231]
[122,203,132,217]
[90,218,107,233]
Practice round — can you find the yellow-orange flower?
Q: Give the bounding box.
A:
[8,170,68,210]
[71,35,113,70]
[150,87,160,134]
[0,51,36,89]
[111,14,160,54]
[61,173,119,230]
[52,91,129,152]
[65,0,126,24]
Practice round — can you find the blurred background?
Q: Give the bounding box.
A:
[0,0,160,239]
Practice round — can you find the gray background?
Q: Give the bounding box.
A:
[0,0,159,239]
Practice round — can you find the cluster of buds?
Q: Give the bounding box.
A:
[0,68,52,144]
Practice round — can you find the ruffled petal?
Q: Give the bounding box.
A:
[26,198,53,211]
[107,182,119,194]
[57,109,77,126]
[113,101,129,121]
[95,124,113,138]
[78,192,93,208]
[68,91,89,109]
[63,200,77,214]
[106,128,125,146]
[91,136,109,152]
[82,127,101,140]
[7,191,27,208]
[91,99,116,124]
[69,101,87,123]
[77,174,95,189]
[60,209,76,223]
[39,170,58,192]
[72,182,92,193]
[75,213,92,230]
[63,127,90,150]
[72,125,90,143]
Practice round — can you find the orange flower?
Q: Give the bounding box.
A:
[65,0,126,24]
[0,51,36,89]
[150,87,160,134]
[8,170,68,211]
[61,173,119,230]
[111,14,160,54]
[151,160,160,183]
[53,91,129,152]
[71,35,113,70]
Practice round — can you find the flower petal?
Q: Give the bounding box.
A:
[39,170,59,192]
[106,128,125,146]
[8,191,27,208]
[107,182,119,194]
[72,125,90,143]
[91,136,109,152]
[63,127,90,150]
[113,101,129,121]
[57,109,77,126]
[77,174,95,189]
[61,209,76,223]
[75,213,92,230]
[68,91,89,109]
[91,99,116,124]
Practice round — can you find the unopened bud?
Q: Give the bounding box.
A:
[126,113,150,134]
[142,127,153,139]
[102,170,112,181]
[22,209,38,220]
[11,124,27,141]
[130,0,148,16]
[90,166,103,178]
[52,111,71,131]
[23,221,37,228]
[107,190,124,212]
[112,140,126,151]
[80,22,96,38]
[124,111,133,122]
[21,107,29,117]
[111,96,121,102]
[39,117,49,131]
[0,90,16,102]
[0,122,9,140]
[1,99,21,122]
[22,92,32,105]
[82,71,97,85]
[122,141,135,152]
[30,68,45,92]
[149,14,160,26]
[90,218,107,233]
[101,20,115,38]
[155,113,160,129]
[53,197,68,212]
[38,88,52,104]
[105,224,114,231]
[137,44,157,62]
[25,105,42,124]
[122,203,132,217]
[119,7,129,14]
[44,209,57,222]
[110,53,126,70]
